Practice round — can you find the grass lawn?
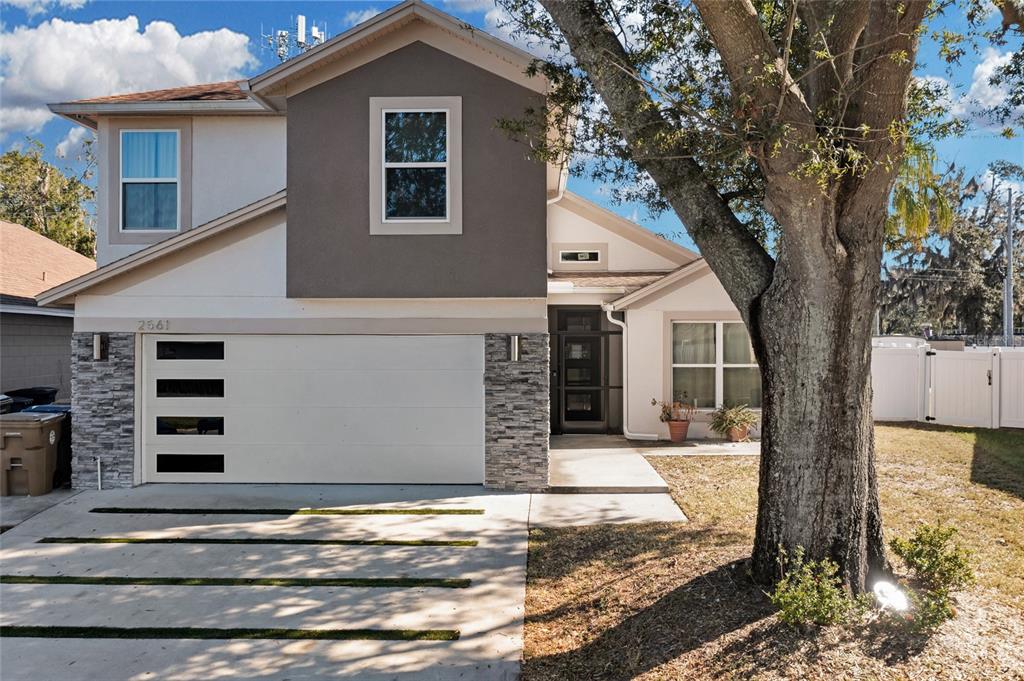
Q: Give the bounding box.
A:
[523,424,1024,680]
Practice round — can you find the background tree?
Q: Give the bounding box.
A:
[881,162,1024,337]
[498,0,1022,591]
[0,139,96,258]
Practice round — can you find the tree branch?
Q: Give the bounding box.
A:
[837,0,930,251]
[797,0,871,116]
[691,0,816,162]
[539,0,774,314]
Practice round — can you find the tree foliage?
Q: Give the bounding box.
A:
[496,0,1020,247]
[0,139,96,258]
[881,162,1024,337]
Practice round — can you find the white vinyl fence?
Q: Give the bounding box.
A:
[872,339,1024,429]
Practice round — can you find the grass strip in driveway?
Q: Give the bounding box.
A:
[1,575,470,588]
[39,536,478,547]
[90,507,484,516]
[0,626,459,641]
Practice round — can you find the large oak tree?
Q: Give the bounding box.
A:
[500,0,1021,591]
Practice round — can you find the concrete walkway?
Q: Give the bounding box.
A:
[548,439,669,493]
[554,433,761,457]
[0,488,78,531]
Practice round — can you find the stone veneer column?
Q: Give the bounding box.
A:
[484,333,550,491]
[71,332,136,489]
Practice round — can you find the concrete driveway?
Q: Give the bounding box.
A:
[0,484,530,680]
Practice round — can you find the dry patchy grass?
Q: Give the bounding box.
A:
[523,424,1024,680]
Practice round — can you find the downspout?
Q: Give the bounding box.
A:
[604,306,660,441]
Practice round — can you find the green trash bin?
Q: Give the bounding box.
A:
[0,412,63,496]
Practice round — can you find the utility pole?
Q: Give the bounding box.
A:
[1006,187,1016,347]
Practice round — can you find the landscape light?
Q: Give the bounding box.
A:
[873,580,909,612]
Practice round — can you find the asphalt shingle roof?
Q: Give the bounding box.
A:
[0,221,95,304]
[70,80,248,104]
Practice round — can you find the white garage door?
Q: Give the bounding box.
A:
[141,335,484,483]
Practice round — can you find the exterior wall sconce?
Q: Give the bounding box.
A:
[508,334,521,362]
[93,333,109,361]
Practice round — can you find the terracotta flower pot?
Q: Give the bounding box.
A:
[726,426,749,442]
[667,420,690,443]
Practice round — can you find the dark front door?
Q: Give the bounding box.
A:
[562,335,604,425]
[549,307,622,434]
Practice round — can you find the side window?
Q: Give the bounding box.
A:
[671,321,762,409]
[121,130,179,231]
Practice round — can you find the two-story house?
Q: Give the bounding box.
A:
[39,0,759,491]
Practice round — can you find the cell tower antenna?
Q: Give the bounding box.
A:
[261,15,329,63]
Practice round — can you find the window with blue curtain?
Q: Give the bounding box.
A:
[121,131,178,230]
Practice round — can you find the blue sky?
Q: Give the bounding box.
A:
[1,0,1021,252]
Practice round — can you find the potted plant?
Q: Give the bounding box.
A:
[652,396,697,443]
[709,404,759,442]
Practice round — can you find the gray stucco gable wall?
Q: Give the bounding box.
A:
[286,40,548,299]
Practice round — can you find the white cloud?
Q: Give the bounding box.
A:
[980,168,1024,200]
[0,16,258,138]
[483,3,565,60]
[342,7,383,27]
[2,0,87,19]
[952,48,1019,124]
[55,125,93,159]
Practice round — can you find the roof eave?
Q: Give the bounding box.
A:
[248,0,544,97]
[37,189,287,307]
[606,260,709,310]
[47,100,273,120]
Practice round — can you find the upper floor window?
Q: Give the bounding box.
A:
[383,111,448,221]
[671,321,761,409]
[121,130,179,231]
[369,97,462,235]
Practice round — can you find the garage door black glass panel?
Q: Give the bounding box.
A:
[156,341,224,360]
[156,379,224,398]
[156,454,225,473]
[156,417,224,435]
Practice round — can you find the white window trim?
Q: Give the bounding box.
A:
[119,129,181,233]
[671,321,760,409]
[381,108,450,224]
[369,96,462,236]
[558,249,602,264]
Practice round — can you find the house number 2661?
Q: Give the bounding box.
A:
[137,319,170,331]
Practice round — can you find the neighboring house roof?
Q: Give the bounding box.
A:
[553,192,701,267]
[37,191,286,307]
[1,221,95,310]
[549,270,675,292]
[70,80,248,104]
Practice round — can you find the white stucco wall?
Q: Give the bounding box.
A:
[191,117,286,226]
[76,212,547,333]
[622,271,759,439]
[547,203,679,271]
[94,115,286,266]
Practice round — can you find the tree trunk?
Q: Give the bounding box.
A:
[750,212,889,592]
